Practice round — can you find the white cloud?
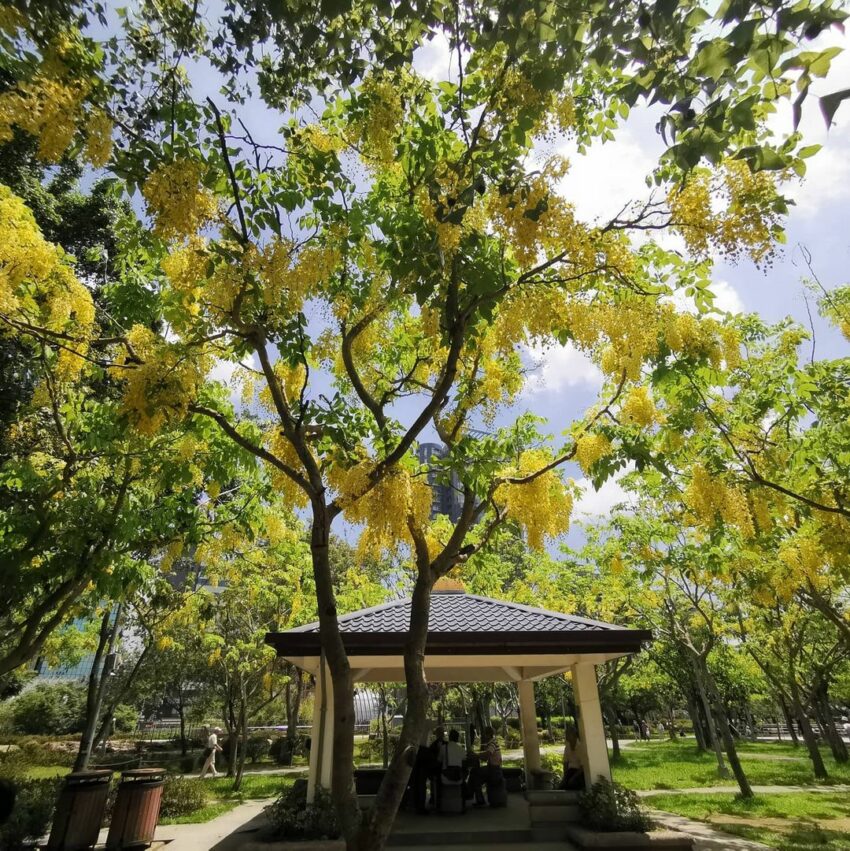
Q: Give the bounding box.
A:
[554,130,658,223]
[523,342,603,395]
[413,31,453,82]
[573,465,635,519]
[209,355,256,407]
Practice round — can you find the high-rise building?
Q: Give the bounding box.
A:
[417,442,463,522]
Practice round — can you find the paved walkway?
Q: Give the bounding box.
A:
[151,800,269,851]
[651,811,774,850]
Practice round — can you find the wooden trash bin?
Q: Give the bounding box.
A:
[47,770,113,851]
[105,768,165,849]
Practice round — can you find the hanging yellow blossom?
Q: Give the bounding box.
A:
[83,109,113,168]
[142,159,218,240]
[111,324,210,435]
[574,432,613,474]
[354,75,403,166]
[620,386,659,428]
[0,184,94,381]
[495,449,573,550]
[330,461,432,555]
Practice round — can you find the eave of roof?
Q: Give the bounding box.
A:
[265,626,652,658]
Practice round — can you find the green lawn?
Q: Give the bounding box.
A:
[648,791,850,851]
[23,765,70,779]
[611,739,850,791]
[207,772,298,802]
[159,801,237,825]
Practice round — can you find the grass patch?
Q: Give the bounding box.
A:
[649,791,850,821]
[23,765,69,779]
[159,801,237,825]
[207,772,297,803]
[611,739,850,791]
[648,791,850,851]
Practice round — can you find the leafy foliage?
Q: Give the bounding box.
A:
[579,778,653,833]
[267,783,340,840]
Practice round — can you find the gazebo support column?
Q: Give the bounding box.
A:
[518,679,541,786]
[572,661,611,788]
[307,661,335,803]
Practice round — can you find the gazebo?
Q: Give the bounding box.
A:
[266,589,650,802]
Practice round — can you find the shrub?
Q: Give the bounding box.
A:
[266,783,339,840]
[579,778,653,833]
[539,751,563,787]
[8,684,87,735]
[0,778,60,849]
[159,776,208,818]
[246,736,272,763]
[112,704,139,733]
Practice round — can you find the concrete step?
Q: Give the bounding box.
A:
[532,824,570,842]
[387,828,535,847]
[529,803,581,822]
[526,789,580,806]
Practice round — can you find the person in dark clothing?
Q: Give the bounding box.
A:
[428,727,446,809]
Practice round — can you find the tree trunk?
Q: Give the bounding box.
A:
[814,681,848,763]
[685,693,706,751]
[691,659,728,778]
[789,684,827,777]
[703,666,752,798]
[308,503,361,847]
[178,691,187,756]
[75,605,122,771]
[354,571,433,851]
[778,696,799,745]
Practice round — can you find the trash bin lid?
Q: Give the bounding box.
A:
[65,769,113,784]
[120,768,166,781]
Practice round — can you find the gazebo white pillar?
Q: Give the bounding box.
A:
[307,660,335,802]
[571,661,611,788]
[518,678,541,785]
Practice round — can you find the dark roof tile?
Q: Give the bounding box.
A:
[291,591,623,635]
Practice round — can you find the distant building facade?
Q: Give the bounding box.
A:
[417,442,463,522]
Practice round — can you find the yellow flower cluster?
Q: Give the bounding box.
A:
[495,449,573,549]
[487,160,594,270]
[111,324,209,435]
[620,386,659,428]
[330,462,432,555]
[669,161,781,264]
[684,464,754,537]
[574,432,613,473]
[355,76,403,166]
[0,74,88,161]
[0,184,94,381]
[161,236,209,319]
[142,159,218,240]
[83,109,114,168]
[296,124,342,155]
[778,534,826,592]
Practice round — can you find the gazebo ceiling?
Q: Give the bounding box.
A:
[266,590,650,682]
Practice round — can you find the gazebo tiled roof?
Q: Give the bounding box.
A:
[290,591,626,635]
[266,590,650,660]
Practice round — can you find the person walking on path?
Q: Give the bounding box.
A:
[199,727,223,779]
